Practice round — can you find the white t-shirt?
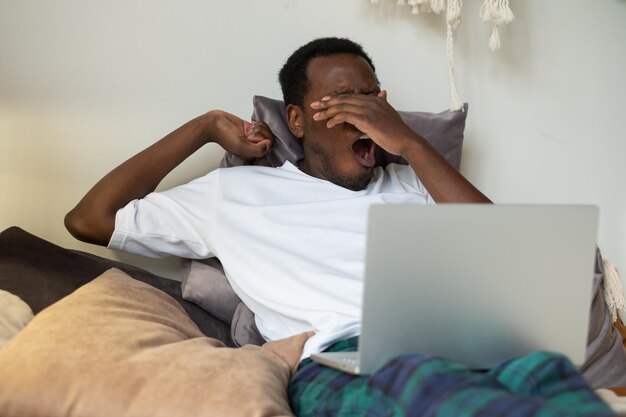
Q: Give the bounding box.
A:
[109,161,434,358]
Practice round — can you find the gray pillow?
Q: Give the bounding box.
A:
[580,248,626,388]
[181,258,264,347]
[221,95,467,170]
[180,258,240,324]
[185,96,469,347]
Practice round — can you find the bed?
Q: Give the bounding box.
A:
[1,97,625,416]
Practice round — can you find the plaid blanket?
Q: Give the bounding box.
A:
[289,337,614,417]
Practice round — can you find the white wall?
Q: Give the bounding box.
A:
[1,0,625,284]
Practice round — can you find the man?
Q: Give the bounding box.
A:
[65,38,617,417]
[65,37,490,359]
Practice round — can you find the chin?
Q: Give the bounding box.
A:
[329,169,374,191]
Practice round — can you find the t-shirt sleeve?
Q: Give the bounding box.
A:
[108,170,221,259]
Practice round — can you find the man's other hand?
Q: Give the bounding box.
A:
[206,110,274,161]
[310,91,416,158]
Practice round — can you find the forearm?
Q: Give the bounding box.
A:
[401,134,492,204]
[65,114,213,246]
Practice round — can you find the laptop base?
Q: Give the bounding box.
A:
[311,352,361,374]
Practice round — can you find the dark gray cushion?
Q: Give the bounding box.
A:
[0,227,233,346]
[221,95,467,170]
[580,248,626,388]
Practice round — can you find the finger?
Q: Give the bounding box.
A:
[242,120,253,136]
[243,138,272,158]
[246,122,263,140]
[246,126,273,145]
[252,122,273,140]
[311,94,373,110]
[313,103,372,125]
[254,121,271,132]
[312,101,362,121]
[246,135,264,144]
[323,110,369,130]
[256,125,272,139]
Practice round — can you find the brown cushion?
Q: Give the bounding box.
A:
[0,268,310,417]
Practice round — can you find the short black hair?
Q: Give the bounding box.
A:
[278,37,376,108]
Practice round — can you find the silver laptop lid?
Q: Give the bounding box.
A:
[358,204,598,373]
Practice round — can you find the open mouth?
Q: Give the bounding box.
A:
[351,135,377,168]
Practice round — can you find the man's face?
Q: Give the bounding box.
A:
[297,53,380,191]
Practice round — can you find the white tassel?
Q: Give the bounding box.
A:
[446,0,464,111]
[429,0,446,14]
[602,258,626,323]
[447,0,462,28]
[488,25,501,50]
[480,0,514,23]
[479,0,514,51]
[408,0,431,14]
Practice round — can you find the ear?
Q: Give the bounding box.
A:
[286,104,304,139]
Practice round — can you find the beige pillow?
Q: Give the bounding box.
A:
[0,268,310,417]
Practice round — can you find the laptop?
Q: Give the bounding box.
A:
[311,204,599,374]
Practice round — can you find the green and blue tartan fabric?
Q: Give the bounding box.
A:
[289,337,614,417]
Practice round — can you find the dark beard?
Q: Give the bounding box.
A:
[313,147,373,191]
[326,170,372,191]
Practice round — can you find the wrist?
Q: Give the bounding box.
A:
[397,132,429,161]
[198,111,219,145]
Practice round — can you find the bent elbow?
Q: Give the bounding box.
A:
[64,208,86,240]
[64,207,113,247]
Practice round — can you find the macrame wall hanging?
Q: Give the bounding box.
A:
[370,0,514,111]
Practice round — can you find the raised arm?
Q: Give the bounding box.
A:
[65,111,273,246]
[310,92,491,203]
